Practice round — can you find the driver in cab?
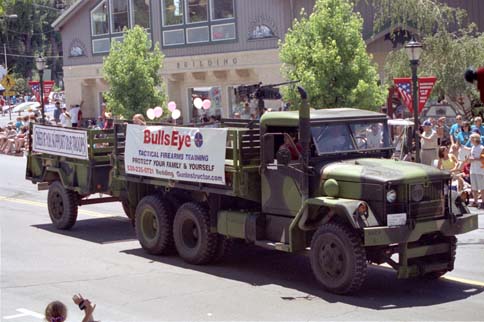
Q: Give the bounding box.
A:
[278,132,302,160]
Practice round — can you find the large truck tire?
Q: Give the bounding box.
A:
[135,195,175,255]
[213,236,234,263]
[47,181,78,230]
[310,222,367,294]
[420,235,457,280]
[173,202,218,265]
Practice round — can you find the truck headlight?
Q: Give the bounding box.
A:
[386,189,397,203]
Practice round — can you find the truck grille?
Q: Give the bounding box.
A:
[385,181,445,222]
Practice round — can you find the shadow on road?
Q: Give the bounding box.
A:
[32,217,136,244]
[121,243,483,310]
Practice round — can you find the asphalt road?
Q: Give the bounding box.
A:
[1,149,484,321]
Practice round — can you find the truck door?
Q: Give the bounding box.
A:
[260,133,304,217]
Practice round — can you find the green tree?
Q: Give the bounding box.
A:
[367,0,484,112]
[103,26,167,118]
[279,0,385,110]
[1,0,63,83]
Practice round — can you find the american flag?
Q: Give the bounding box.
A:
[394,78,413,113]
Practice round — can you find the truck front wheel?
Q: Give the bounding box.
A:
[47,181,78,230]
[135,195,175,255]
[310,222,367,294]
[173,202,218,265]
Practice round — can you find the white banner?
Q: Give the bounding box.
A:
[32,125,89,160]
[125,124,228,185]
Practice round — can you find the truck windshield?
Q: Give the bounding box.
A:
[311,121,390,155]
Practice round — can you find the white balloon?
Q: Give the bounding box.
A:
[194,97,203,109]
[146,108,155,120]
[171,109,181,120]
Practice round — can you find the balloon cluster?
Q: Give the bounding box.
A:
[146,101,181,120]
[194,97,212,110]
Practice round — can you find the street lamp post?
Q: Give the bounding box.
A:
[405,38,423,163]
[36,55,47,124]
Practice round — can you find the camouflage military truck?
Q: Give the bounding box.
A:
[108,88,477,295]
[26,89,478,294]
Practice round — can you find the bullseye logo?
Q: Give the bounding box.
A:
[194,132,204,148]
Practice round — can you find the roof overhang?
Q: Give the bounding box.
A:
[52,0,90,30]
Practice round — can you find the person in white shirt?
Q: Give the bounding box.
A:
[469,133,484,208]
[419,120,438,165]
[70,104,80,127]
[59,107,72,127]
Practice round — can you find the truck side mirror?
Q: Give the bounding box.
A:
[262,135,275,164]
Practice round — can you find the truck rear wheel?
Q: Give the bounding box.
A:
[310,222,367,294]
[173,202,218,265]
[135,195,175,255]
[47,181,78,230]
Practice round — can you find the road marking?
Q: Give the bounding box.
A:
[0,195,124,220]
[376,263,484,287]
[3,308,43,319]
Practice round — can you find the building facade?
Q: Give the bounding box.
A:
[53,0,484,120]
[54,0,318,120]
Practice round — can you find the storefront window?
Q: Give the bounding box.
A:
[163,0,184,25]
[188,86,222,122]
[111,0,129,33]
[211,0,234,20]
[186,0,208,23]
[132,0,150,29]
[91,1,109,35]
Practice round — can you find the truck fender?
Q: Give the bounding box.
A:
[43,167,65,187]
[297,197,379,230]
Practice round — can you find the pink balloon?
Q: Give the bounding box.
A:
[202,99,211,110]
[168,101,177,112]
[154,106,163,118]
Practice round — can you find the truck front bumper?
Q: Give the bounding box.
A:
[363,212,478,247]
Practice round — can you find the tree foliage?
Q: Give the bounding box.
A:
[103,26,167,118]
[367,0,484,108]
[0,0,64,84]
[279,0,385,110]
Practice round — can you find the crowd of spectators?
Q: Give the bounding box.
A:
[433,114,484,208]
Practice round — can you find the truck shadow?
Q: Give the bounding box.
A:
[32,217,137,244]
[122,243,483,310]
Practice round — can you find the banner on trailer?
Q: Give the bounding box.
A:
[32,125,89,160]
[125,124,227,185]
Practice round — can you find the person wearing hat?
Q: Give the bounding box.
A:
[468,132,484,208]
[418,120,438,165]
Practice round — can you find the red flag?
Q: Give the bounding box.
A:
[418,77,437,113]
[29,80,55,102]
[393,78,413,112]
